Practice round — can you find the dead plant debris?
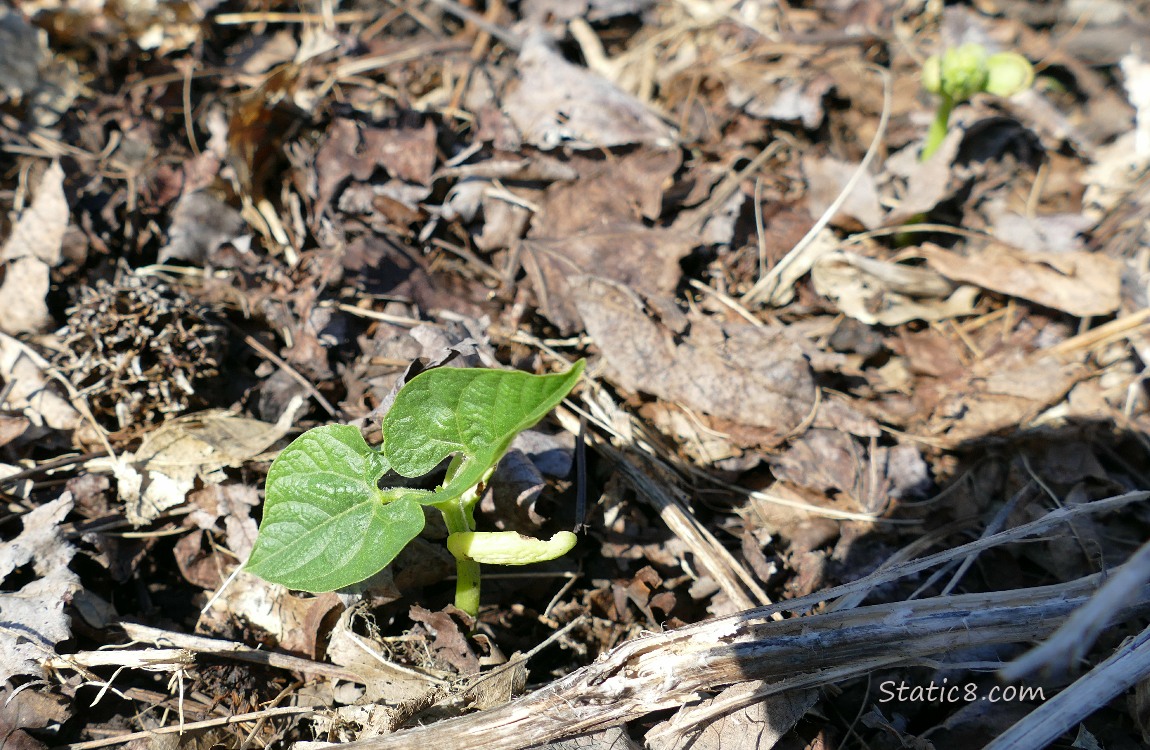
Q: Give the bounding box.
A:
[4,1,1150,749]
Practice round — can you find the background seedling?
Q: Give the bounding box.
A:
[245,361,585,617]
[920,43,1034,160]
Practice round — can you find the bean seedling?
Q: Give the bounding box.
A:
[245,361,585,617]
[920,43,1034,160]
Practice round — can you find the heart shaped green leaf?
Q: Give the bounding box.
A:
[246,362,584,609]
[383,361,585,504]
[245,425,427,592]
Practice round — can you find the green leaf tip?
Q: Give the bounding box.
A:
[383,360,585,502]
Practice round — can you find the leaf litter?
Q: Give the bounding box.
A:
[3,1,1150,749]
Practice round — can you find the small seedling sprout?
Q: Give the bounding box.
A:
[920,43,1034,160]
[245,361,585,617]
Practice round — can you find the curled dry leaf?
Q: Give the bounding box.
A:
[522,226,696,334]
[197,569,344,660]
[928,352,1089,446]
[0,332,81,432]
[480,448,548,533]
[0,161,67,335]
[504,32,677,150]
[573,277,816,443]
[812,249,981,326]
[0,494,80,682]
[409,605,480,675]
[325,608,440,705]
[803,155,884,230]
[187,484,260,554]
[921,241,1122,318]
[97,398,303,526]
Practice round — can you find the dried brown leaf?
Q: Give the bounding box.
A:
[0,162,67,335]
[504,33,676,150]
[0,494,80,682]
[409,605,480,675]
[523,226,695,334]
[928,353,1088,445]
[197,570,343,660]
[0,687,70,750]
[187,484,261,559]
[315,116,437,221]
[640,402,746,466]
[173,529,228,589]
[811,395,881,437]
[530,149,682,236]
[812,249,980,326]
[769,429,867,499]
[573,278,816,442]
[803,156,883,230]
[467,660,527,711]
[326,609,439,705]
[921,242,1122,317]
[99,400,302,525]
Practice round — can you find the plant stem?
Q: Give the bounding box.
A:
[436,477,483,617]
[454,558,482,617]
[436,460,501,618]
[921,95,954,161]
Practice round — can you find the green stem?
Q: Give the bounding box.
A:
[454,558,482,617]
[438,499,483,617]
[434,460,500,618]
[921,95,955,161]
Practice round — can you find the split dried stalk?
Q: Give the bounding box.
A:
[986,623,1150,749]
[1002,537,1150,680]
[340,491,1150,749]
[119,623,365,683]
[343,575,1150,750]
